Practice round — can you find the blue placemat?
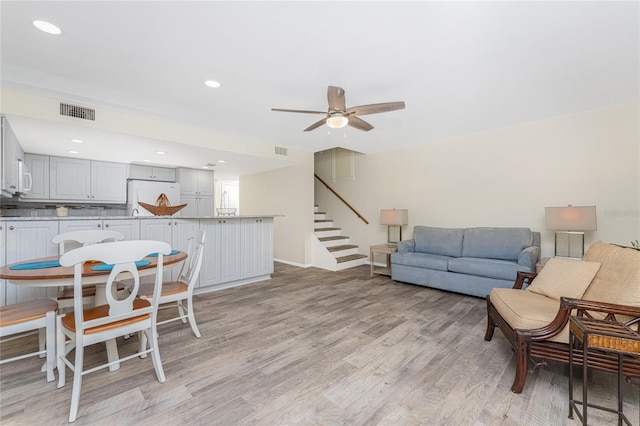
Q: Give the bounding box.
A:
[10,260,61,270]
[90,260,151,271]
[145,250,180,257]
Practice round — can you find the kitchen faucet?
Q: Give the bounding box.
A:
[131,208,139,216]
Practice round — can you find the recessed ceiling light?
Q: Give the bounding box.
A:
[143,159,151,163]
[205,80,220,88]
[70,139,83,143]
[33,20,62,35]
[217,160,226,163]
[156,151,166,155]
[68,150,80,154]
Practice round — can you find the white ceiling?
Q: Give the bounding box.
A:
[1,1,638,180]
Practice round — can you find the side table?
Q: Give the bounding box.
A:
[569,316,640,426]
[369,243,398,278]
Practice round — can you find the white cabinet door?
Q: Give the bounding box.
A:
[4,220,59,304]
[177,168,214,195]
[180,194,214,217]
[23,154,49,200]
[1,117,21,196]
[153,167,176,182]
[199,218,241,287]
[102,219,140,240]
[0,222,6,306]
[91,161,127,202]
[128,164,175,182]
[241,217,274,278]
[50,156,91,200]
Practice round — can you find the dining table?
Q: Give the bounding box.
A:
[0,250,187,371]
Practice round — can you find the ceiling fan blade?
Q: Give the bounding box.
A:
[271,108,327,114]
[347,101,405,116]
[304,117,328,132]
[347,116,374,131]
[327,86,346,112]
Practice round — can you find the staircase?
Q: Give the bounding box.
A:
[312,205,367,271]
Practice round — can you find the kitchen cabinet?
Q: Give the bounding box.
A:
[199,218,241,287]
[1,116,24,197]
[50,157,127,203]
[181,194,215,217]
[22,154,50,200]
[0,223,5,306]
[241,217,274,279]
[3,220,59,305]
[58,219,140,253]
[139,218,198,281]
[128,164,176,182]
[177,168,214,196]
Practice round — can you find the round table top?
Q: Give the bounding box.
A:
[0,251,187,284]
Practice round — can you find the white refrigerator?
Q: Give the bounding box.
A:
[127,180,182,216]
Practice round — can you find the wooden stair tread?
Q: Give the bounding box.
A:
[327,245,358,252]
[314,219,332,223]
[314,227,341,232]
[336,254,367,263]
[318,236,348,242]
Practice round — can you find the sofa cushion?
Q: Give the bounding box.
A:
[448,257,526,281]
[414,226,464,258]
[526,258,601,301]
[490,288,568,343]
[462,228,533,261]
[582,241,640,306]
[391,252,450,271]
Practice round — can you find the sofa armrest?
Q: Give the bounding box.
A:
[397,239,415,253]
[518,296,640,342]
[517,246,540,271]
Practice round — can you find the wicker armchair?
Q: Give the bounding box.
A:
[484,242,640,393]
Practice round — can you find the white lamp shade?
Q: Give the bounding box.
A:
[380,209,408,225]
[545,206,597,231]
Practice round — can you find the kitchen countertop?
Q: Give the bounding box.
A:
[0,215,279,221]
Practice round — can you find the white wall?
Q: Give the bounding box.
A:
[240,149,315,266]
[315,103,640,259]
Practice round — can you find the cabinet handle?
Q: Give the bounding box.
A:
[9,226,14,230]
[105,223,110,228]
[87,195,90,198]
[97,224,101,228]
[0,225,2,230]
[168,222,172,226]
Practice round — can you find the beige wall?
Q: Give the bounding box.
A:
[315,103,640,258]
[241,149,315,266]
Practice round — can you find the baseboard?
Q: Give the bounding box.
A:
[274,259,313,268]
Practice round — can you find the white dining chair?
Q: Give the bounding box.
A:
[0,298,58,382]
[137,230,205,339]
[52,230,125,310]
[56,240,171,423]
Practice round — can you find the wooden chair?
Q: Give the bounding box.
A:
[485,242,640,393]
[0,298,58,382]
[56,240,171,422]
[138,230,205,338]
[52,230,125,310]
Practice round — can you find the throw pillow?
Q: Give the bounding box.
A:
[526,258,601,301]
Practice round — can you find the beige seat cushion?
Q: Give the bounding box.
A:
[491,288,569,343]
[582,242,640,306]
[526,258,601,301]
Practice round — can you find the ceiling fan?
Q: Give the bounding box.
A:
[272,86,405,132]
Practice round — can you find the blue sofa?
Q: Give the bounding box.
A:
[391,226,541,298]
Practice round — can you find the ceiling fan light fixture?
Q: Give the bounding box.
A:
[326,113,348,129]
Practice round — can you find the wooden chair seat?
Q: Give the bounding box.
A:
[60,299,151,335]
[0,298,57,382]
[0,299,59,327]
[138,281,188,298]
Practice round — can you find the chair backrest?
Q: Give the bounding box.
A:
[59,240,171,336]
[53,230,126,255]
[175,230,206,291]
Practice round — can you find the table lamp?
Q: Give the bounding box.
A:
[545,205,597,258]
[380,209,408,244]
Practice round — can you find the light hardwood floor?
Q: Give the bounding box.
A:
[1,262,638,425]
